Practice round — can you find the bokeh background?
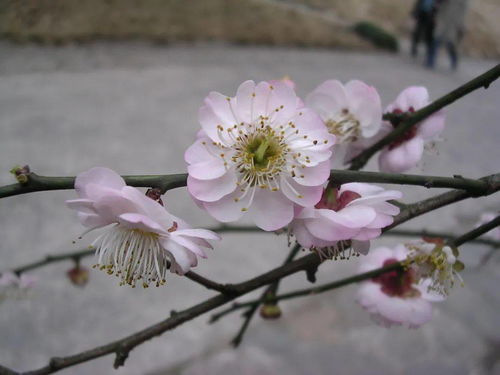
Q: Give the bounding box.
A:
[0,1,499,374]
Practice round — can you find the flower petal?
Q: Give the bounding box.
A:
[344,80,382,138]
[379,136,425,173]
[248,189,294,231]
[187,171,238,202]
[75,167,125,199]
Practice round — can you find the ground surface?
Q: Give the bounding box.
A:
[0,42,499,375]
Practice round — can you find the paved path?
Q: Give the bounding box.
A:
[0,42,499,375]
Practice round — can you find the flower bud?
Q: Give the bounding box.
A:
[259,303,282,320]
[67,266,89,287]
[10,165,30,184]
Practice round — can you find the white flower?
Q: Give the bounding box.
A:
[66,167,220,287]
[186,80,335,231]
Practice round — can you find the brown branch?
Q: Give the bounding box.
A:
[1,170,496,199]
[5,178,496,375]
[348,63,500,170]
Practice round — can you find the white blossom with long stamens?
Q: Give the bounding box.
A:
[186,80,335,231]
[66,167,220,287]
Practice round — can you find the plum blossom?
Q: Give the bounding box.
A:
[476,212,500,240]
[186,80,335,231]
[357,245,444,328]
[306,80,382,162]
[66,167,220,287]
[378,86,445,173]
[405,238,463,296]
[290,183,402,258]
[0,272,36,302]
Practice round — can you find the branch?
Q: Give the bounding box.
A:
[230,243,301,347]
[4,247,235,296]
[5,177,500,374]
[385,229,500,248]
[349,64,500,170]
[217,216,500,311]
[1,170,497,199]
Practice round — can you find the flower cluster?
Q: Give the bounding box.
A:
[63,77,456,331]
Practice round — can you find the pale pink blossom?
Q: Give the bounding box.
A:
[290,183,402,258]
[306,80,382,161]
[186,80,335,231]
[357,245,443,328]
[476,212,500,240]
[66,167,220,287]
[0,272,37,302]
[378,86,445,173]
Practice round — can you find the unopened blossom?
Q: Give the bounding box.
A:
[186,80,335,231]
[357,245,443,328]
[66,167,220,287]
[476,212,500,240]
[290,183,402,258]
[306,80,382,162]
[67,265,90,287]
[405,238,463,296]
[0,272,36,302]
[378,86,445,173]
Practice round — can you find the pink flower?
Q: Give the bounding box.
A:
[357,245,443,328]
[66,167,220,287]
[290,183,402,258]
[306,80,382,155]
[186,80,335,231]
[378,86,445,173]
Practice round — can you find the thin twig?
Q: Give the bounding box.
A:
[386,229,500,247]
[349,63,500,170]
[3,182,499,375]
[231,243,302,347]
[219,216,500,309]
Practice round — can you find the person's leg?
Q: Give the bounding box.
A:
[447,41,458,70]
[427,38,440,68]
[411,14,424,57]
[424,15,435,66]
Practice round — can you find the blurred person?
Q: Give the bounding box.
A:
[427,0,468,70]
[411,0,437,60]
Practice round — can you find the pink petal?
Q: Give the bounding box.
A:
[366,213,394,229]
[161,239,196,275]
[169,233,207,258]
[66,199,96,214]
[188,157,227,180]
[118,213,166,234]
[248,189,294,231]
[175,228,221,241]
[184,137,220,165]
[203,189,246,222]
[292,159,331,187]
[268,81,299,124]
[280,176,323,207]
[205,91,238,126]
[75,167,125,199]
[77,212,109,228]
[253,81,273,120]
[309,79,348,112]
[322,205,377,228]
[93,193,140,223]
[235,80,256,123]
[388,86,429,112]
[291,107,328,132]
[305,91,340,121]
[305,212,359,241]
[187,171,237,202]
[120,186,175,226]
[352,228,381,241]
[344,80,382,137]
[417,109,445,140]
[378,136,424,173]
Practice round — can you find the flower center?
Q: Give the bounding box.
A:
[92,226,168,288]
[315,188,361,211]
[372,258,420,298]
[233,125,287,191]
[325,109,360,144]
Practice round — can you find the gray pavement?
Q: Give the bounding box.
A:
[0,41,499,375]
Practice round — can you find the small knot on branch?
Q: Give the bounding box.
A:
[113,345,130,369]
[49,357,64,370]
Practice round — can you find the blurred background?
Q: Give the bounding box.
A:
[0,0,499,374]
